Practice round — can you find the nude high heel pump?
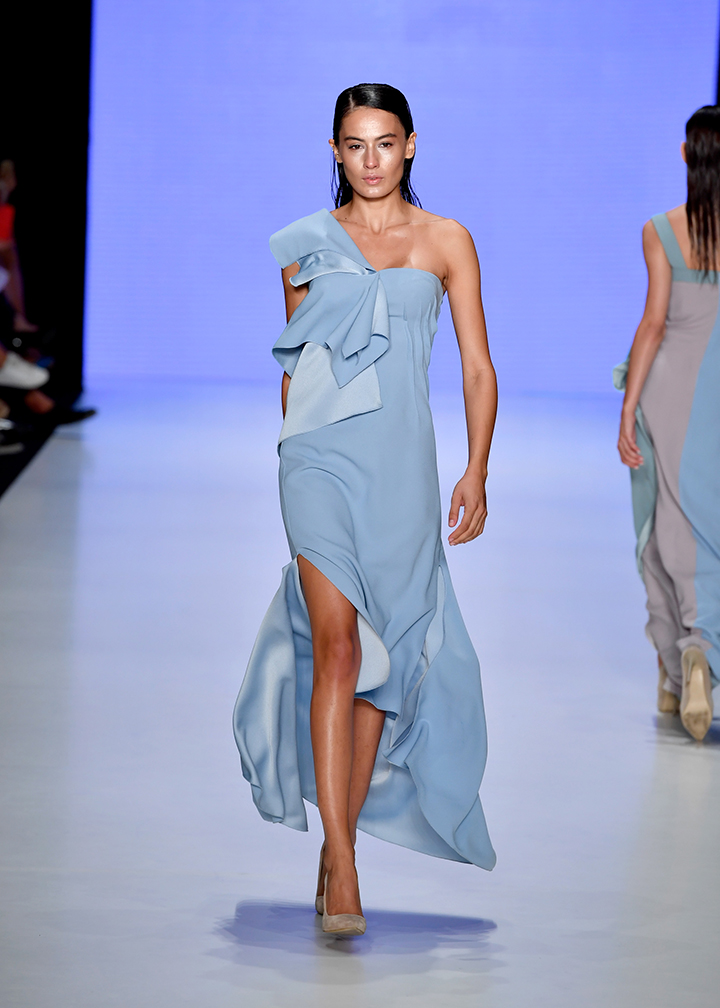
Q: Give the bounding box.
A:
[680,646,713,741]
[657,656,680,714]
[321,871,366,936]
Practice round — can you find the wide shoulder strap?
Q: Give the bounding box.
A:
[651,213,686,270]
[269,209,332,268]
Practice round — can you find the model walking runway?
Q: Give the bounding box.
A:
[617,105,720,741]
[233,83,498,935]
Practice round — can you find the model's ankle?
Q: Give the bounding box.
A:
[323,845,355,870]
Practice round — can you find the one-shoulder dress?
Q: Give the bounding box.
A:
[615,212,720,694]
[234,209,495,869]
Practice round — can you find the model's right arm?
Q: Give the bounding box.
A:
[280,262,309,417]
[617,221,672,468]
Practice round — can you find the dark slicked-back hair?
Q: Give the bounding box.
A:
[686,105,720,277]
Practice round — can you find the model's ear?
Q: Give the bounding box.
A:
[405,132,417,159]
[681,141,687,164]
[329,138,341,163]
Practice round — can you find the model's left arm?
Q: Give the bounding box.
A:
[443,222,498,545]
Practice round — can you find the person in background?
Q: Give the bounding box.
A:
[0,159,38,335]
[617,105,720,742]
[0,159,95,428]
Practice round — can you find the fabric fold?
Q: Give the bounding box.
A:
[278,343,382,443]
[269,211,391,389]
[290,248,369,286]
[614,355,657,574]
[272,267,390,387]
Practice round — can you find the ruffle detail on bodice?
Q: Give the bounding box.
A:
[268,211,393,440]
[272,248,390,389]
[291,248,370,286]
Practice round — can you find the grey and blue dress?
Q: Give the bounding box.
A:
[234,209,495,869]
[615,212,720,694]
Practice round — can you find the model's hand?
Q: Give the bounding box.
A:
[448,471,487,545]
[618,408,643,469]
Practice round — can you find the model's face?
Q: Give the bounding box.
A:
[330,108,416,201]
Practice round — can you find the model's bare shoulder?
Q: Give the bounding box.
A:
[642,217,664,253]
[440,217,474,240]
[411,208,467,232]
[429,217,477,266]
[641,218,672,280]
[664,204,686,225]
[411,209,470,234]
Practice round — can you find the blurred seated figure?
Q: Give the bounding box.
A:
[0,159,95,429]
[0,339,96,427]
[0,160,37,335]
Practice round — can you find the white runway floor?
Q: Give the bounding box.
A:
[1,379,719,1008]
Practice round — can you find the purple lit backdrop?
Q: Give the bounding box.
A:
[85,1,718,393]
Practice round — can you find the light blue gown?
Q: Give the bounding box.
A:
[234,209,495,869]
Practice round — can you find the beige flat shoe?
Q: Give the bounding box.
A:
[680,646,713,741]
[320,873,366,936]
[657,656,680,714]
[315,843,325,915]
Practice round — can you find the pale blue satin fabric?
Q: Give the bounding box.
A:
[271,236,390,388]
[234,209,496,869]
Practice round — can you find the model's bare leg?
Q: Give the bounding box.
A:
[298,554,363,917]
[349,698,385,844]
[314,700,385,904]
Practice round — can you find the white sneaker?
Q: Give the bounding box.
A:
[0,351,49,390]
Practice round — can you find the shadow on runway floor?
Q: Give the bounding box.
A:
[216,900,498,977]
